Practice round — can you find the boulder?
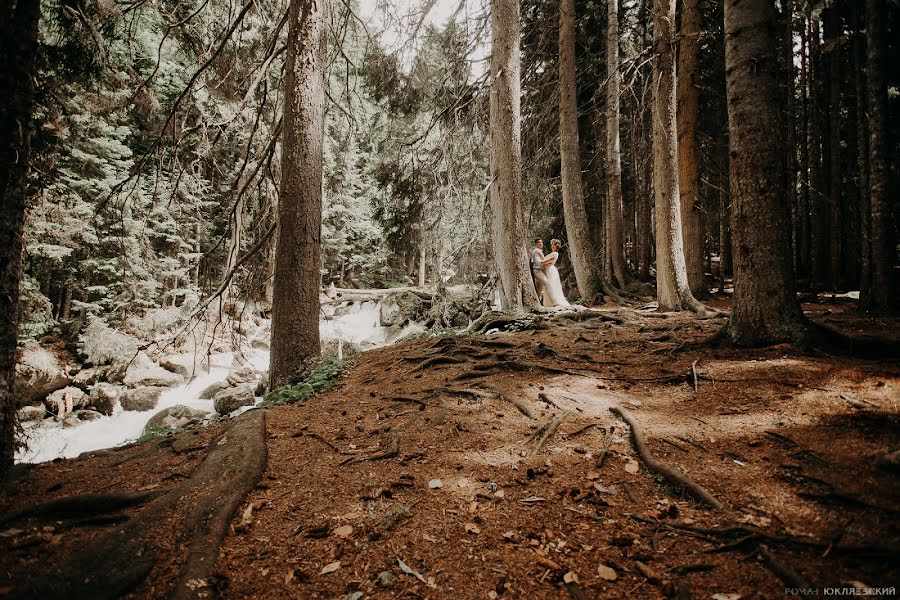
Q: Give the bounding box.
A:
[44,386,89,413]
[14,341,71,407]
[251,337,270,351]
[88,383,122,416]
[144,405,208,433]
[379,291,426,327]
[226,367,257,387]
[198,381,229,400]
[334,302,356,317]
[213,383,256,415]
[75,409,104,422]
[72,366,105,390]
[159,358,189,378]
[120,386,165,412]
[16,405,46,422]
[122,352,184,388]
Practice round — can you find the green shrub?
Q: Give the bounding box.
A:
[262,356,347,407]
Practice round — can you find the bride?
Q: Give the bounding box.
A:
[542,239,570,307]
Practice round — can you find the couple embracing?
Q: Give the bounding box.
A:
[531,238,570,308]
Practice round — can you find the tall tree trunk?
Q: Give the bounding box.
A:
[724,0,807,344]
[606,0,627,289]
[826,6,842,289]
[0,0,40,478]
[863,0,897,311]
[809,20,828,287]
[677,0,705,298]
[798,17,811,279]
[855,15,871,304]
[269,0,328,389]
[782,1,798,277]
[559,0,602,299]
[490,0,537,309]
[652,0,704,313]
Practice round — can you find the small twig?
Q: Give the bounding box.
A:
[596,426,615,469]
[690,360,699,393]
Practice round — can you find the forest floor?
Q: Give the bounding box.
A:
[1,295,899,599]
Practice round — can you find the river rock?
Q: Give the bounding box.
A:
[334,302,356,317]
[214,383,256,414]
[122,352,184,388]
[121,386,165,412]
[198,381,229,400]
[15,341,71,407]
[88,383,121,415]
[379,291,426,327]
[16,405,46,422]
[226,367,257,387]
[72,366,105,390]
[44,386,89,413]
[159,358,189,378]
[251,337,270,351]
[144,405,208,433]
[75,409,104,422]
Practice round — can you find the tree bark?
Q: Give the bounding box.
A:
[854,14,871,304]
[652,0,704,313]
[0,0,40,478]
[490,0,538,309]
[724,0,807,344]
[676,0,705,298]
[606,0,627,289]
[269,0,329,389]
[826,6,842,290]
[798,17,811,279]
[559,0,603,299]
[863,0,897,311]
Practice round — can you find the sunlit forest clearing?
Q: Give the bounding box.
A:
[0,0,898,598]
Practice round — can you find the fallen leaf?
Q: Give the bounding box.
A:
[711,594,741,600]
[468,501,479,514]
[493,489,505,499]
[260,568,269,576]
[284,569,295,584]
[457,477,472,488]
[624,459,639,474]
[345,592,364,600]
[137,483,160,491]
[464,522,481,534]
[397,558,435,587]
[488,592,498,600]
[240,504,254,526]
[333,525,353,538]
[422,533,437,543]
[563,571,580,584]
[593,482,618,494]
[428,479,443,489]
[586,471,600,480]
[598,564,617,581]
[320,561,341,575]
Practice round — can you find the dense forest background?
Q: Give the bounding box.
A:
[17,0,899,354]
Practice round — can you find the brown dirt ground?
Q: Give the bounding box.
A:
[1,297,899,599]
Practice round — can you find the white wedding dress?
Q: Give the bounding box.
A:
[543,252,570,307]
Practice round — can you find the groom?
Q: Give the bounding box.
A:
[531,239,549,305]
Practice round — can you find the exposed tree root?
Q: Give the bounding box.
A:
[411,355,467,372]
[626,514,900,558]
[610,406,722,508]
[9,409,269,600]
[527,413,566,456]
[500,395,536,419]
[757,546,813,589]
[341,432,400,466]
[0,490,162,526]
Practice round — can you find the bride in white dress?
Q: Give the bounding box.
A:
[542,239,570,307]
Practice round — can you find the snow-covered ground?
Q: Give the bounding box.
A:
[15,303,390,464]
